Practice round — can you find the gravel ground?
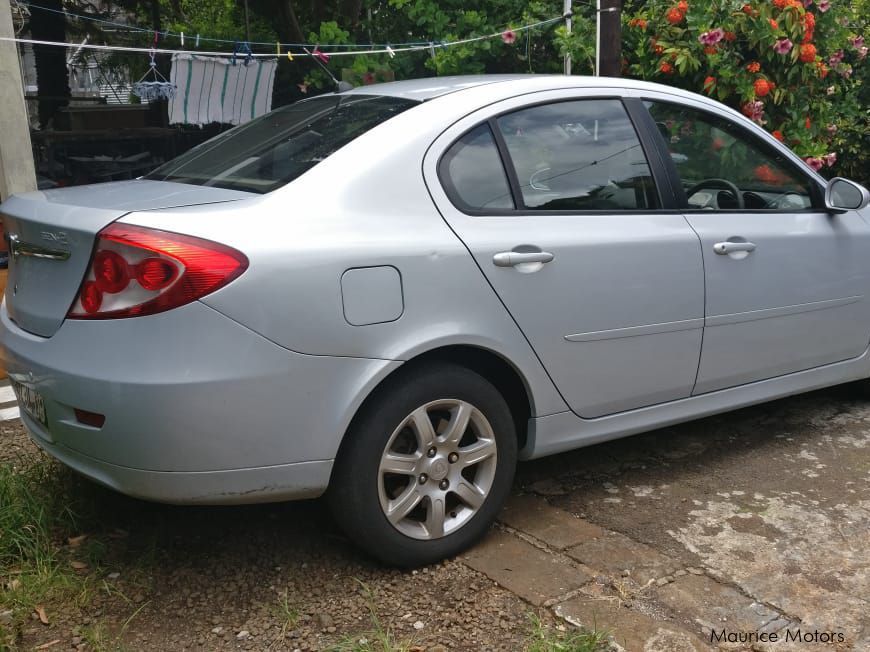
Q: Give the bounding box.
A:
[3,382,868,650]
[1,420,542,652]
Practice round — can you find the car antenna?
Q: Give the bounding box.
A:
[302,47,354,93]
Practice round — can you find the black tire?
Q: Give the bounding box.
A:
[327,362,517,567]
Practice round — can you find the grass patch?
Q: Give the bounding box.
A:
[328,580,416,652]
[0,455,108,644]
[270,588,300,646]
[525,614,611,652]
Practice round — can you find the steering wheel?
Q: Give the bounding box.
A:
[768,190,806,210]
[686,178,745,209]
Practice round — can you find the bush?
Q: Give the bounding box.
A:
[622,0,869,184]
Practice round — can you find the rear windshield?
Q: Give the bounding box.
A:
[146,94,418,194]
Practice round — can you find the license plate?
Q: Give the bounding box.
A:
[11,379,47,428]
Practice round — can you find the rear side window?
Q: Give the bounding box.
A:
[497,99,659,211]
[146,95,418,194]
[439,124,515,211]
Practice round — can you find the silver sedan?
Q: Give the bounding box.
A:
[2,75,869,567]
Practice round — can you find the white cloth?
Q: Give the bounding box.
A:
[168,53,277,126]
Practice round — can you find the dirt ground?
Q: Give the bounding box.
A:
[2,383,868,651]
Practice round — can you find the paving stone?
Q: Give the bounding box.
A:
[555,596,713,651]
[462,529,591,606]
[499,494,604,550]
[656,574,784,644]
[566,531,680,585]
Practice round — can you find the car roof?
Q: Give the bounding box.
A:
[341,74,679,102]
[341,75,536,101]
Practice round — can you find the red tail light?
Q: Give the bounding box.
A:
[68,223,248,319]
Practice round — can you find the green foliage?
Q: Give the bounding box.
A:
[622,0,869,182]
[160,0,277,44]
[387,0,594,76]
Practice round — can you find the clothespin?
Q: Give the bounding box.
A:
[150,31,158,67]
[180,31,184,47]
[195,33,200,47]
[276,41,280,57]
[287,49,294,62]
[386,45,395,58]
[312,47,329,64]
[233,41,253,66]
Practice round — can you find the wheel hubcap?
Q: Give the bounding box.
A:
[377,399,498,540]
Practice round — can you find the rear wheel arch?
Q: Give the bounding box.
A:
[332,345,533,479]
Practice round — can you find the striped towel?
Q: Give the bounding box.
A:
[168,53,277,126]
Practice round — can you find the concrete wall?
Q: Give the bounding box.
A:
[0,0,37,202]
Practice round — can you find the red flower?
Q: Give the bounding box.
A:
[772,130,784,141]
[703,76,716,93]
[704,45,718,55]
[746,61,761,72]
[724,31,737,42]
[754,78,772,97]
[769,19,779,29]
[629,18,648,29]
[678,0,688,11]
[660,62,675,74]
[799,43,817,63]
[817,62,829,78]
[805,117,812,129]
[755,164,777,183]
[802,12,815,42]
[501,30,517,45]
[666,7,685,24]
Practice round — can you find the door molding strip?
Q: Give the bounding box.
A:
[706,296,862,328]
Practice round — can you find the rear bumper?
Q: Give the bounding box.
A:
[24,423,332,504]
[0,300,400,502]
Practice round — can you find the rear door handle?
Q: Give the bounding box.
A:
[713,241,756,255]
[493,251,555,267]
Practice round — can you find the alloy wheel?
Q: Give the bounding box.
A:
[377,399,498,540]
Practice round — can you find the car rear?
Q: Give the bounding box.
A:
[0,93,419,503]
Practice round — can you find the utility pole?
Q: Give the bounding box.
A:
[0,0,37,202]
[597,0,622,77]
[563,0,572,75]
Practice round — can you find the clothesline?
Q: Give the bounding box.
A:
[13,2,564,51]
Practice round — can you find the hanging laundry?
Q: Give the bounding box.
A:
[133,36,176,101]
[168,53,277,126]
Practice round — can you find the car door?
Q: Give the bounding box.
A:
[643,97,870,394]
[424,91,705,418]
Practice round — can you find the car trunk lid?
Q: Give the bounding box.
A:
[1,180,251,337]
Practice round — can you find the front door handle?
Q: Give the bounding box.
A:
[493,251,555,267]
[713,241,757,255]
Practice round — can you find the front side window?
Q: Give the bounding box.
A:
[645,100,816,211]
[496,99,659,211]
[147,94,418,194]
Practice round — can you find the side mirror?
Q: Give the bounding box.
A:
[825,177,870,213]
